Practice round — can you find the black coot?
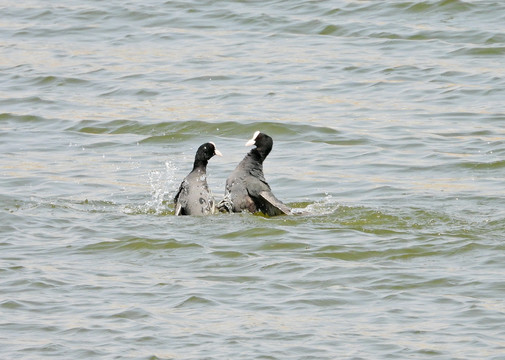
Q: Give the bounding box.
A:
[174,142,222,216]
[217,131,290,216]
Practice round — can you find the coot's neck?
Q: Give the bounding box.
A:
[240,150,265,174]
[250,144,271,163]
[192,158,208,172]
[251,149,264,164]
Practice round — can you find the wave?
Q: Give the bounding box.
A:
[451,46,505,56]
[79,236,202,253]
[67,119,339,141]
[396,0,475,13]
[0,112,55,125]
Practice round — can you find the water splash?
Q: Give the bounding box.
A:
[291,193,340,216]
[144,160,178,215]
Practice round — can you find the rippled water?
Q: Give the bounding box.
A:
[1,1,505,359]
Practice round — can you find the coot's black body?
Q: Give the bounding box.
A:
[174,142,222,216]
[218,131,290,216]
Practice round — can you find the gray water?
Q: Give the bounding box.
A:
[1,1,505,359]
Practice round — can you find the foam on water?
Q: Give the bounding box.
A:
[291,193,340,216]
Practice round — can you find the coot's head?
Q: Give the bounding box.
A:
[194,142,222,167]
[245,131,273,159]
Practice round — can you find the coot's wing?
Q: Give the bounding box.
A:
[174,202,183,216]
[174,179,189,216]
[258,190,291,216]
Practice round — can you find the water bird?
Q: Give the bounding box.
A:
[217,131,291,216]
[174,142,222,216]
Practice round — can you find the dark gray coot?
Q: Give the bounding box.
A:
[217,131,291,216]
[174,142,222,216]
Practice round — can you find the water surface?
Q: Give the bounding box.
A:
[1,1,505,359]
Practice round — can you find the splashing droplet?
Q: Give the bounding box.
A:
[144,160,178,214]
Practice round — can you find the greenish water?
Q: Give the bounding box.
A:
[1,1,505,359]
